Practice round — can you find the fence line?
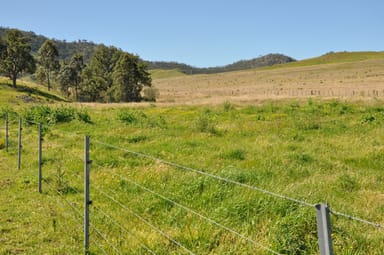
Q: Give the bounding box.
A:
[3,112,384,254]
[93,139,315,208]
[93,185,197,255]
[93,205,158,255]
[96,166,282,255]
[92,139,384,231]
[329,208,384,229]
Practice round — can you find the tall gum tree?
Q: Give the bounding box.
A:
[37,40,59,91]
[112,53,151,102]
[0,29,35,87]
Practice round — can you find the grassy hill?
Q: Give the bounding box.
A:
[0,77,67,107]
[280,51,384,68]
[153,51,384,105]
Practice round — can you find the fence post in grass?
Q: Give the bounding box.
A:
[84,136,91,254]
[38,123,42,193]
[17,117,22,170]
[316,203,334,255]
[5,112,8,152]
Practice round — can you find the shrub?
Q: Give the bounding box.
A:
[117,109,147,125]
[23,105,91,127]
[76,109,92,123]
[195,110,219,135]
[223,101,235,112]
[142,87,159,102]
[23,105,55,125]
[53,106,75,123]
[361,115,376,124]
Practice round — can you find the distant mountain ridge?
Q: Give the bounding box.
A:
[0,27,296,74]
[146,54,296,74]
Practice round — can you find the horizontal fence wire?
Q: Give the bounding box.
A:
[92,139,384,233]
[92,139,315,208]
[92,185,197,255]
[97,167,282,255]
[90,222,122,255]
[93,205,157,255]
[330,208,384,230]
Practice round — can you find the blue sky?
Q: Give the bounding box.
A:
[1,0,383,67]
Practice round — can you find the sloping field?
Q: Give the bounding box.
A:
[153,52,384,105]
[0,77,67,106]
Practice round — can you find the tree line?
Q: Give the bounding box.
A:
[0,29,154,102]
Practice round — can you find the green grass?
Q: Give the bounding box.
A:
[0,77,67,107]
[1,99,384,254]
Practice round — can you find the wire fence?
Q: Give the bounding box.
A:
[1,112,384,255]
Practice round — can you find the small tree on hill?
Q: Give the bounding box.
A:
[0,29,36,87]
[37,40,59,91]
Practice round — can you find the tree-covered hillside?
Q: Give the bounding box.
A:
[0,27,296,74]
[0,27,97,63]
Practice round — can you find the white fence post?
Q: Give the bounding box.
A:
[316,203,334,255]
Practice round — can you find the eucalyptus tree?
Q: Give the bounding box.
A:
[112,53,151,102]
[37,40,59,91]
[81,45,122,101]
[0,29,35,87]
[58,53,85,100]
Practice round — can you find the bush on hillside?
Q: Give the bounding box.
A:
[23,105,91,126]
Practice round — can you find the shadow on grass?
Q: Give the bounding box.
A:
[0,82,68,102]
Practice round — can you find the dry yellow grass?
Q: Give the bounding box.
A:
[153,58,384,105]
